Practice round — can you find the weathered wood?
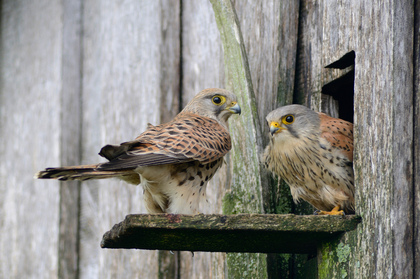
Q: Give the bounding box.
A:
[3,0,418,278]
[101,214,361,254]
[294,0,323,109]
[414,1,420,278]
[181,1,227,278]
[0,1,63,278]
[79,1,180,278]
[210,0,268,277]
[233,0,310,277]
[59,1,83,278]
[315,1,416,278]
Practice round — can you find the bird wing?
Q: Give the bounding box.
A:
[98,113,231,170]
[318,113,354,161]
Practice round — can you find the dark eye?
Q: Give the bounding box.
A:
[213,96,221,104]
[211,95,226,105]
[282,115,294,124]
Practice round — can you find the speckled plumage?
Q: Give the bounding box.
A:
[263,105,354,214]
[36,88,241,214]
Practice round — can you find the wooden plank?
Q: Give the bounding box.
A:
[294,0,324,109]
[353,1,414,278]
[415,1,420,277]
[0,1,63,278]
[316,1,415,278]
[79,1,180,278]
[58,1,83,278]
[233,0,300,210]
[233,1,310,277]
[180,1,226,278]
[209,0,268,277]
[101,214,361,254]
[233,1,289,132]
[389,2,414,277]
[156,2,182,278]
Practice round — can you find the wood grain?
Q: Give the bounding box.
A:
[59,1,83,278]
[414,1,420,277]
[1,0,417,278]
[0,1,62,278]
[210,0,268,277]
[79,1,180,278]
[101,214,361,254]
[180,1,227,278]
[315,1,415,278]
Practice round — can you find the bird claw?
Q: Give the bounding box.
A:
[313,209,321,215]
[314,206,345,216]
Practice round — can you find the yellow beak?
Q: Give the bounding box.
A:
[226,102,241,115]
[270,121,284,135]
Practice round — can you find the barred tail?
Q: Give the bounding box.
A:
[35,164,135,181]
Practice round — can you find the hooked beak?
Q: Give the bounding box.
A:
[270,121,285,136]
[225,102,241,115]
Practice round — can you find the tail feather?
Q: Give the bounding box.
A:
[35,164,135,181]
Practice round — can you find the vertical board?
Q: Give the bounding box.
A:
[352,1,414,278]
[0,1,62,278]
[79,1,180,278]
[180,1,227,278]
[210,0,267,278]
[233,1,311,278]
[59,0,83,278]
[414,0,420,277]
[317,1,415,278]
[233,0,298,210]
[293,0,323,109]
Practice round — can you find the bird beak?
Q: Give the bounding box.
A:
[225,102,241,115]
[270,121,284,135]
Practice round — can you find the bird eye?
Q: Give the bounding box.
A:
[212,95,226,106]
[282,115,294,124]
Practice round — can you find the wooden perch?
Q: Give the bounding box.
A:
[101,214,361,254]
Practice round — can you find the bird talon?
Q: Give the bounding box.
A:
[317,206,345,216]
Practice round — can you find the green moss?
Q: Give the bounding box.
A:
[337,243,351,263]
[222,191,240,214]
[226,253,268,279]
[318,237,353,279]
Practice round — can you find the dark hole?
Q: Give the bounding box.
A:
[325,50,355,69]
[322,51,355,123]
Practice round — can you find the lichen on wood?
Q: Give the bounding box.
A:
[101,214,361,255]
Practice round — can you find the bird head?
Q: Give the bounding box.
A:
[266,104,320,141]
[182,88,241,125]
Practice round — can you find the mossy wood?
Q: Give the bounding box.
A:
[101,214,360,254]
[209,0,268,276]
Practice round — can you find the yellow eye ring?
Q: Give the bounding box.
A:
[212,95,226,106]
[282,114,294,125]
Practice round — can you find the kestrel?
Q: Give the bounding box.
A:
[263,105,354,215]
[36,88,241,214]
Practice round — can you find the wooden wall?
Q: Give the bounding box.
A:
[0,0,418,278]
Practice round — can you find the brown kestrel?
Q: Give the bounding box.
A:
[263,105,354,215]
[36,88,241,214]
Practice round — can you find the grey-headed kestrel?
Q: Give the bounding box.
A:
[263,105,354,215]
[36,88,241,214]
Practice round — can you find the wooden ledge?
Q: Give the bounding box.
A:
[101,214,361,254]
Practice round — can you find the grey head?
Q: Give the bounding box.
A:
[266,104,320,139]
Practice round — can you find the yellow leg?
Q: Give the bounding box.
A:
[317,205,345,216]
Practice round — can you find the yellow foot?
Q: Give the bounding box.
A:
[315,206,345,216]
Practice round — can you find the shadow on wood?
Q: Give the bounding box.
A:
[101,214,361,254]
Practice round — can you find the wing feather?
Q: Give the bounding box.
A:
[318,113,353,161]
[97,113,231,170]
